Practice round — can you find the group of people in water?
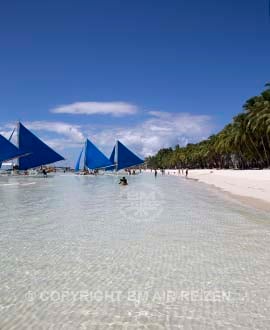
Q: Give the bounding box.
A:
[126,169,141,175]
[119,168,189,182]
[120,168,189,185]
[153,168,189,178]
[81,169,100,176]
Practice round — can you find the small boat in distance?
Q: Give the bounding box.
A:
[75,139,112,174]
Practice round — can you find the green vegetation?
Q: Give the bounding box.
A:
[146,84,270,169]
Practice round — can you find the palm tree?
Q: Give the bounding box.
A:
[147,83,270,170]
[244,89,270,167]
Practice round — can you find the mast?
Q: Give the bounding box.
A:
[83,139,87,171]
[17,121,20,147]
[0,125,17,169]
[115,140,118,172]
[15,121,20,168]
[9,127,16,142]
[75,147,84,172]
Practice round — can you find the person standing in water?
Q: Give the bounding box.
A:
[185,168,189,177]
[119,176,128,185]
[154,169,157,178]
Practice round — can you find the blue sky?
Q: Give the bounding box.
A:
[0,0,269,165]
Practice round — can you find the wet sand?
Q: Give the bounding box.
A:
[162,169,270,211]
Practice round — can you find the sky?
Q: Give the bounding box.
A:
[0,0,269,166]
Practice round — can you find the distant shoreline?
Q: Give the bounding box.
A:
[148,169,270,211]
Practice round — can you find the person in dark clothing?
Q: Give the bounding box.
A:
[119,176,128,185]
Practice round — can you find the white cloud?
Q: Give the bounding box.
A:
[39,138,80,151]
[51,101,138,116]
[91,111,214,157]
[148,111,171,119]
[24,121,84,144]
[0,130,13,139]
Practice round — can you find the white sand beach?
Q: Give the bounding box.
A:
[162,169,270,207]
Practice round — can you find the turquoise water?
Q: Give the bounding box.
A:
[0,173,270,329]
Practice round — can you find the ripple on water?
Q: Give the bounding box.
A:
[0,173,270,329]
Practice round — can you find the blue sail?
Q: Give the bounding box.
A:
[105,146,116,171]
[109,146,115,164]
[0,128,17,168]
[116,140,144,171]
[75,147,84,172]
[84,139,112,170]
[18,122,64,170]
[0,134,27,163]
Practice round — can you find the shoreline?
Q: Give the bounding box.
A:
[150,169,270,212]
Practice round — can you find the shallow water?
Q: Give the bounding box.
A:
[0,173,269,329]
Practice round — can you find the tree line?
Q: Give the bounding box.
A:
[146,84,270,170]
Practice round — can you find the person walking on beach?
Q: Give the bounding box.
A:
[185,168,189,177]
[154,169,157,178]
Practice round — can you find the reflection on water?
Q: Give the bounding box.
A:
[0,173,270,329]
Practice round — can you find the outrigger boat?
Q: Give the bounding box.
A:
[75,139,113,175]
[0,134,27,165]
[106,140,144,173]
[0,122,64,177]
[75,139,144,175]
[0,133,28,176]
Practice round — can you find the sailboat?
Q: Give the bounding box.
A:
[108,140,144,172]
[0,134,27,172]
[1,122,64,176]
[17,122,64,172]
[0,128,17,170]
[75,139,112,174]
